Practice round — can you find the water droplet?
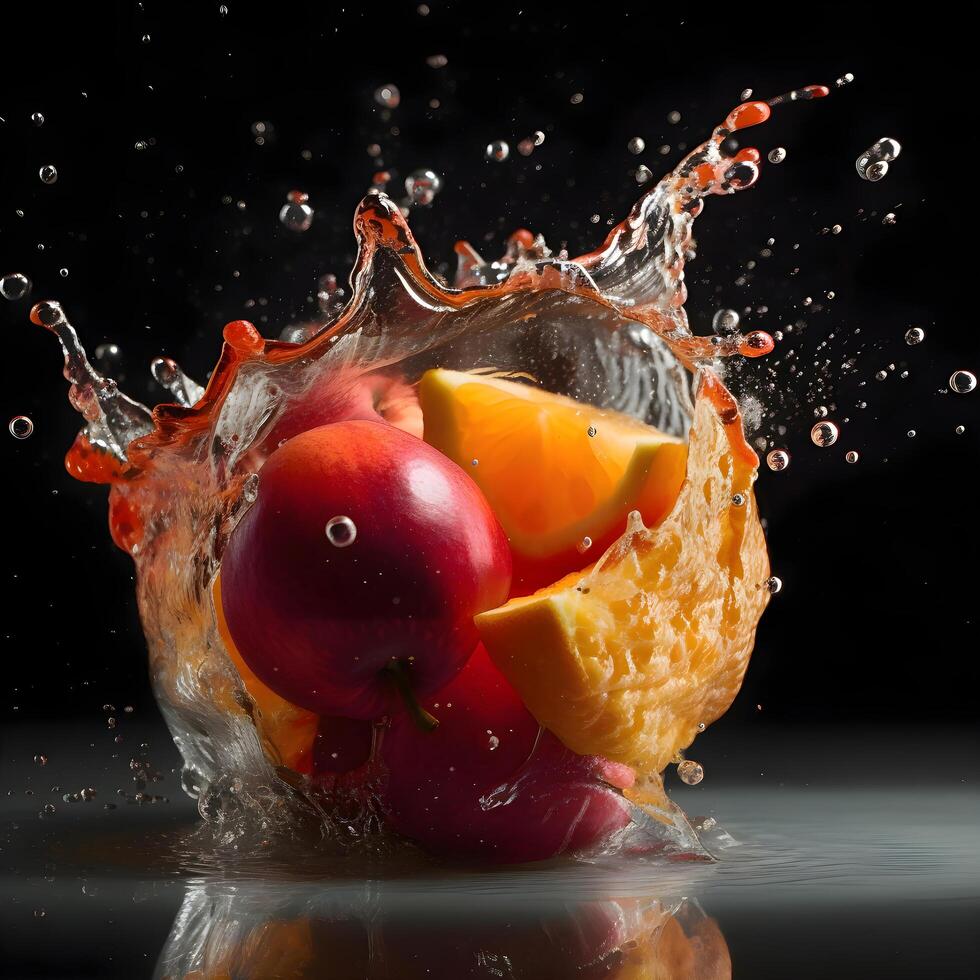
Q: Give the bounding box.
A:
[905,327,925,345]
[42,804,56,815]
[856,138,900,182]
[488,734,500,751]
[39,164,58,184]
[677,760,704,785]
[667,110,681,124]
[627,136,645,155]
[31,111,44,126]
[576,536,593,554]
[34,754,47,766]
[218,3,229,15]
[875,370,888,381]
[426,54,448,68]
[731,493,746,507]
[404,168,442,206]
[325,515,357,548]
[374,84,400,109]
[831,224,842,235]
[635,165,653,184]
[9,416,34,439]
[949,370,976,394]
[955,425,966,435]
[712,308,740,335]
[740,88,753,100]
[882,212,897,225]
[811,421,839,447]
[141,33,151,43]
[470,458,479,467]
[279,191,313,232]
[533,130,546,146]
[242,474,259,503]
[907,429,916,438]
[570,92,584,105]
[836,72,855,87]
[485,140,509,162]
[0,272,31,301]
[767,147,786,164]
[80,787,97,801]
[814,405,829,418]
[765,575,783,594]
[766,449,790,471]
[517,138,535,156]
[587,425,597,438]
[845,450,860,463]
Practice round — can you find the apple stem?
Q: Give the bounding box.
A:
[385,659,440,732]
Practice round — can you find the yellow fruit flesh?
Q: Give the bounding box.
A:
[419,369,687,558]
[476,392,770,776]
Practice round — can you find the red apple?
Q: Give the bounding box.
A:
[381,645,633,863]
[220,420,512,720]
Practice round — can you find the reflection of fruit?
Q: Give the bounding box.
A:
[476,395,770,776]
[419,369,687,594]
[212,575,319,774]
[220,420,512,721]
[381,644,632,863]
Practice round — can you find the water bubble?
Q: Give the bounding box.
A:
[374,84,400,109]
[765,575,783,594]
[587,425,597,438]
[811,421,839,447]
[731,493,746,507]
[882,212,897,225]
[768,147,786,164]
[485,140,509,162]
[242,473,259,503]
[278,190,313,232]
[766,449,790,471]
[845,450,860,463]
[697,722,706,732]
[470,458,479,467]
[9,416,34,439]
[905,327,925,345]
[325,515,357,548]
[856,138,901,182]
[677,760,704,785]
[0,272,31,301]
[949,370,976,394]
[576,536,593,554]
[39,164,58,184]
[404,168,442,206]
[712,308,740,335]
[627,136,645,155]
[31,111,44,126]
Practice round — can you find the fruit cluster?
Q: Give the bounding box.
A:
[217,368,760,862]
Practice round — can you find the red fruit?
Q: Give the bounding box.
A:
[220,420,512,720]
[381,645,633,863]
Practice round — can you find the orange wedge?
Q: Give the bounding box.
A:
[419,369,688,593]
[212,575,319,774]
[475,393,770,778]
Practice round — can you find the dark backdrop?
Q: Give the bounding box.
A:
[1,2,976,732]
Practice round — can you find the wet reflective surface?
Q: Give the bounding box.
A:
[2,721,978,977]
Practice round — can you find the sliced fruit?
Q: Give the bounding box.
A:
[212,574,319,774]
[475,393,770,776]
[418,368,688,593]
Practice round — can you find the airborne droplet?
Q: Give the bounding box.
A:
[677,760,704,785]
[845,450,860,463]
[404,169,442,206]
[949,370,976,394]
[811,421,839,447]
[712,308,740,335]
[374,84,401,109]
[766,449,790,471]
[9,416,34,439]
[0,272,32,301]
[485,140,509,162]
[905,327,925,345]
[279,191,314,232]
[39,164,58,184]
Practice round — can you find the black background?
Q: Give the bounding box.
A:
[1,0,976,734]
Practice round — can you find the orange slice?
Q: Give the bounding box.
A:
[212,575,319,774]
[419,369,688,593]
[475,393,770,778]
